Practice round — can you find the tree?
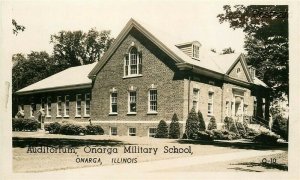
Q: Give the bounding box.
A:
[197,111,206,131]
[207,117,217,130]
[217,5,288,101]
[50,28,114,69]
[185,108,198,139]
[169,113,180,139]
[221,47,235,54]
[12,51,54,93]
[12,19,25,35]
[155,120,168,138]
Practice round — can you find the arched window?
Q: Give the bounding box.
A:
[236,68,241,77]
[124,47,142,77]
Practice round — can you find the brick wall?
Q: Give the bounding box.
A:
[91,28,185,124]
[20,89,91,122]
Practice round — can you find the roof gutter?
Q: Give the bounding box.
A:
[15,83,92,95]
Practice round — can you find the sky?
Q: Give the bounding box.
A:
[9,0,246,55]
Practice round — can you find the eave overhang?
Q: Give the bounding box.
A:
[15,83,92,95]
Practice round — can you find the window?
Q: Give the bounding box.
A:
[76,94,82,117]
[46,97,51,117]
[208,92,214,115]
[148,89,157,113]
[192,88,199,110]
[128,91,137,113]
[124,47,142,77]
[128,127,136,136]
[253,100,257,117]
[225,101,229,117]
[41,97,45,109]
[237,68,241,77]
[192,44,200,59]
[110,127,117,136]
[57,96,62,117]
[85,93,91,116]
[64,95,70,117]
[110,92,118,114]
[148,128,157,137]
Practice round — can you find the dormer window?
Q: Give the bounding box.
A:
[192,44,199,59]
[124,47,142,77]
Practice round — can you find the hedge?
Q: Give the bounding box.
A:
[86,124,104,135]
[12,118,39,131]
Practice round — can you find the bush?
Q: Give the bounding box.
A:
[169,114,181,139]
[236,121,247,138]
[207,117,217,130]
[272,115,288,141]
[185,108,199,139]
[45,122,61,134]
[155,120,168,138]
[182,133,187,139]
[197,111,206,131]
[12,118,39,131]
[253,131,280,144]
[211,129,240,140]
[195,131,214,141]
[245,128,260,139]
[60,123,86,135]
[86,124,104,135]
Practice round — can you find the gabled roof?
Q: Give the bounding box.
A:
[89,18,267,88]
[16,63,96,95]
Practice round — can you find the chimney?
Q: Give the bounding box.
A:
[176,41,201,60]
[248,66,256,80]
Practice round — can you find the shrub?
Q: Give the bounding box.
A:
[195,131,214,141]
[228,117,240,135]
[207,117,217,130]
[236,121,247,138]
[246,128,261,139]
[169,113,180,139]
[45,122,61,134]
[185,108,199,139]
[12,118,39,131]
[155,120,168,138]
[182,133,187,139]
[197,111,206,131]
[272,115,288,141]
[60,123,86,135]
[253,131,280,144]
[223,117,231,130]
[86,124,104,135]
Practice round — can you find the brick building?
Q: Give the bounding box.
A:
[15,18,270,137]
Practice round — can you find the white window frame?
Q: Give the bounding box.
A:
[110,92,118,114]
[192,88,199,111]
[57,96,62,117]
[192,44,200,59]
[148,127,157,137]
[46,97,51,117]
[84,93,91,117]
[124,47,142,78]
[128,91,137,114]
[148,89,157,114]
[128,127,136,136]
[110,127,117,136]
[64,95,70,117]
[76,94,82,117]
[208,92,214,116]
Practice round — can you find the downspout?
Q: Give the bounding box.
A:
[187,66,194,113]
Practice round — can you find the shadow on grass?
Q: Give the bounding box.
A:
[175,139,288,151]
[229,162,288,171]
[13,137,132,148]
